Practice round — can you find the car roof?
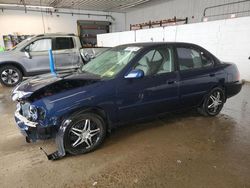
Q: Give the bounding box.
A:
[35,33,76,37]
[117,42,199,48]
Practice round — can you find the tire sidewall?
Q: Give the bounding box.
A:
[0,65,23,87]
[63,113,106,155]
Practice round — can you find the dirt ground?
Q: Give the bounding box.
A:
[0,83,249,188]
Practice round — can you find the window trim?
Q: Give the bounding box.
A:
[22,38,52,52]
[175,45,215,72]
[132,45,176,78]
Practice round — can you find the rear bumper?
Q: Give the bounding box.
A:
[14,111,55,141]
[226,80,242,98]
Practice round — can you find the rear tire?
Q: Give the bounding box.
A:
[198,87,225,116]
[64,113,106,155]
[0,65,23,87]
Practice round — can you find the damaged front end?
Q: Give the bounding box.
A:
[14,101,55,141]
[11,73,100,160]
[13,97,64,160]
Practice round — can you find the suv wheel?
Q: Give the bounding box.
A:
[64,113,106,155]
[0,65,23,87]
[198,87,225,116]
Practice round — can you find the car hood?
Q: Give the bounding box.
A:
[12,71,101,101]
[0,50,17,58]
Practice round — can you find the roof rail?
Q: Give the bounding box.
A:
[36,33,76,37]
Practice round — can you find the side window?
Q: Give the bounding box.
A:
[200,51,214,67]
[134,47,174,76]
[27,39,52,52]
[54,37,74,50]
[177,47,214,71]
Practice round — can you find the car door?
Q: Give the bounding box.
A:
[175,44,218,107]
[52,37,79,71]
[22,38,52,74]
[116,45,179,122]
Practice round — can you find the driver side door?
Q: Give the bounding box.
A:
[22,38,52,74]
[116,45,179,123]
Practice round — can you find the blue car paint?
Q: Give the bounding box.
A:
[13,42,242,145]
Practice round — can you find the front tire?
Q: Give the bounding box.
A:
[0,65,23,87]
[198,87,225,116]
[64,113,106,155]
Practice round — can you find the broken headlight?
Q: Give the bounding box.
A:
[28,105,46,122]
[29,105,38,121]
[19,102,46,122]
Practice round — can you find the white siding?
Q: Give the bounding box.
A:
[97,31,135,47]
[126,0,250,30]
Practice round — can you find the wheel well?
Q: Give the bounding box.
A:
[65,107,110,131]
[199,84,226,106]
[0,62,26,76]
[211,84,227,99]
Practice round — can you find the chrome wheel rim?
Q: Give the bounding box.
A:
[1,69,19,85]
[69,119,101,149]
[207,91,223,113]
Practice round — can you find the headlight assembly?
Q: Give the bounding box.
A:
[28,105,46,122]
[29,105,38,121]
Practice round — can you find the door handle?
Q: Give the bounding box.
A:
[167,80,177,85]
[209,73,215,77]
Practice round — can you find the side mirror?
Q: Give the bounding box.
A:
[82,52,91,62]
[24,50,31,59]
[124,69,144,79]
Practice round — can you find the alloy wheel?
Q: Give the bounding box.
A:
[69,119,101,149]
[207,91,223,114]
[1,69,20,85]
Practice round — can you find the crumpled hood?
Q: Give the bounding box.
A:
[12,71,101,101]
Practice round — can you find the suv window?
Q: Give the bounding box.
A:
[177,47,214,71]
[54,37,74,50]
[26,39,52,52]
[134,47,174,76]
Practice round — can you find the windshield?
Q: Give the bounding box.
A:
[11,37,34,50]
[81,46,141,78]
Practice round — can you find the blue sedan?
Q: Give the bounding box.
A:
[12,42,242,160]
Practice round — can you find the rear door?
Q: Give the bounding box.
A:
[175,44,218,107]
[53,37,79,70]
[116,45,180,122]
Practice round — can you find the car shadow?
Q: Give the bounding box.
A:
[65,109,237,160]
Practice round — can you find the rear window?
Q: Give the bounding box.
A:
[54,37,74,50]
[177,47,214,71]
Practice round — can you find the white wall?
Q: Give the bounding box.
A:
[126,0,250,30]
[97,16,250,81]
[0,9,126,47]
[97,31,135,47]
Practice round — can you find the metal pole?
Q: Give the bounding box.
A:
[48,49,56,76]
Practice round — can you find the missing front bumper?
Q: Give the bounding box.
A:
[14,112,69,161]
[15,111,55,142]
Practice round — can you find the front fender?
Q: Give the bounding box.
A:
[44,119,71,160]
